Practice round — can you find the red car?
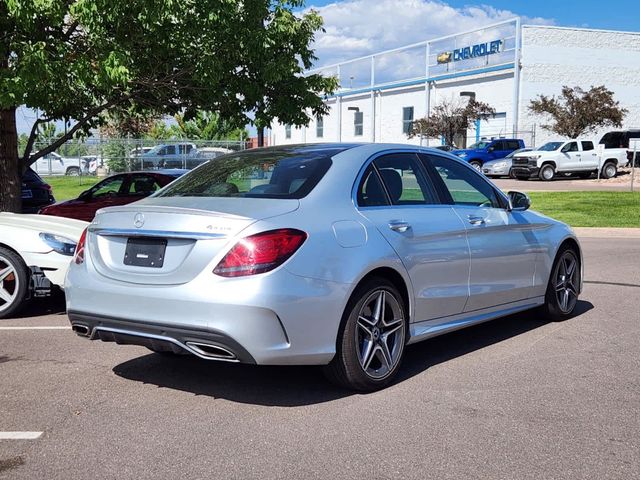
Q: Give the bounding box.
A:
[40,170,186,222]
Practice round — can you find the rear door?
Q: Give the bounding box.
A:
[421,153,538,311]
[580,141,599,169]
[356,152,470,321]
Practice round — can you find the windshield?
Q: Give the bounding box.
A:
[467,141,491,150]
[156,148,340,199]
[538,142,563,151]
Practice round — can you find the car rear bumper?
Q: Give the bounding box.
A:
[65,262,351,366]
[68,311,257,363]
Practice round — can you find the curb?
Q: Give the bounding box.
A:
[573,227,640,239]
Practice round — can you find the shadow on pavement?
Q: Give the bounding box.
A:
[113,300,594,407]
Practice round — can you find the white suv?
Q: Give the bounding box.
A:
[511,140,623,181]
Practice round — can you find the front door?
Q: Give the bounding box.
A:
[421,153,539,312]
[560,142,582,170]
[356,152,470,321]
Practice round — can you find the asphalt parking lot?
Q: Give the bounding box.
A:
[1,237,638,480]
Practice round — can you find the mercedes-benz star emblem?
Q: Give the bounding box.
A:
[133,213,145,228]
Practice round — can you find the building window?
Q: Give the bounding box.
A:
[354,111,363,136]
[285,124,291,139]
[402,107,414,134]
[316,117,324,138]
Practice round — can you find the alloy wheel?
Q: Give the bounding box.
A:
[0,256,19,314]
[355,289,405,379]
[554,251,578,314]
[542,166,554,180]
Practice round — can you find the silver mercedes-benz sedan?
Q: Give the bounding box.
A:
[66,144,583,391]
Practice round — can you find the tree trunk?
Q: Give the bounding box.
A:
[0,107,21,213]
[257,126,265,148]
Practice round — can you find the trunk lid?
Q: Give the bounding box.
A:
[87,197,299,285]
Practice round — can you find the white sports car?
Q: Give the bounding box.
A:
[0,213,88,318]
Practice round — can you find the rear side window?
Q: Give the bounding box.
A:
[157,149,336,199]
[581,141,594,151]
[506,140,521,150]
[371,153,437,205]
[357,166,388,207]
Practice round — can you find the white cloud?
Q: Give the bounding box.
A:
[308,0,554,68]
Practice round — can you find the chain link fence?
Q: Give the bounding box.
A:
[30,138,247,177]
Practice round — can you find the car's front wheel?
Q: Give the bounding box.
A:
[0,247,30,319]
[325,278,407,391]
[539,164,555,181]
[541,248,580,321]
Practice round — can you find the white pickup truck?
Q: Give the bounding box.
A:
[32,152,83,176]
[511,140,627,181]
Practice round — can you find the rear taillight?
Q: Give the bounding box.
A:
[213,229,307,277]
[73,228,88,265]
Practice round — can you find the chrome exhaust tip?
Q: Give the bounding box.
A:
[185,342,237,361]
[71,324,90,337]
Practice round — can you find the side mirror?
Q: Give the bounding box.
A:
[487,146,494,152]
[508,191,530,211]
[78,190,91,201]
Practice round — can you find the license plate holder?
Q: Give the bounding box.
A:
[21,189,33,199]
[124,238,167,268]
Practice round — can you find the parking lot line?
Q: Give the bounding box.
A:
[0,326,70,330]
[0,432,43,440]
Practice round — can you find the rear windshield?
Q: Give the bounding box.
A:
[23,168,43,182]
[156,149,334,199]
[599,132,624,148]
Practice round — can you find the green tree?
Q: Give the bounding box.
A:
[408,98,496,147]
[0,0,336,211]
[172,111,247,141]
[529,85,627,138]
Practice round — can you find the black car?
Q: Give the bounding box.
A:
[21,168,55,213]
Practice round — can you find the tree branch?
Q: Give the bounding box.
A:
[25,98,125,166]
[21,117,52,164]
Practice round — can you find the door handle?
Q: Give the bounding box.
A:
[388,221,411,233]
[467,215,486,226]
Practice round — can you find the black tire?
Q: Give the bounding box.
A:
[540,247,580,322]
[469,160,482,171]
[324,277,407,392]
[601,162,617,179]
[539,164,555,181]
[65,166,80,176]
[509,168,517,179]
[0,247,30,319]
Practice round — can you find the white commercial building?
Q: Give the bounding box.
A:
[270,19,640,148]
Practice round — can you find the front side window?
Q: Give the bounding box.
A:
[354,112,364,136]
[156,148,343,199]
[468,141,491,150]
[90,176,125,198]
[316,117,324,138]
[423,155,501,208]
[562,142,578,153]
[402,107,414,134]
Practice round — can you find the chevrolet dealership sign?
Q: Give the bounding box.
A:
[437,39,503,64]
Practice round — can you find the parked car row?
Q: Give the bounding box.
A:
[447,129,639,181]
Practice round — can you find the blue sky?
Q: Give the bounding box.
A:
[309,0,639,32]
